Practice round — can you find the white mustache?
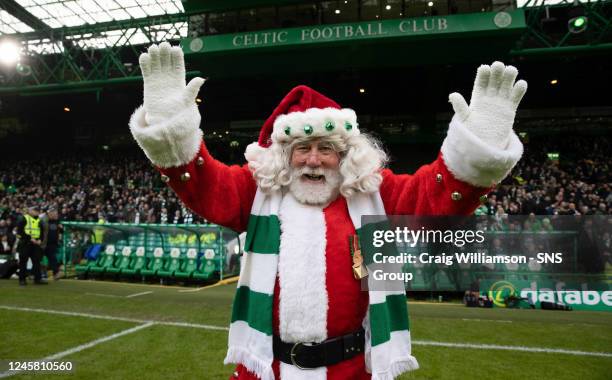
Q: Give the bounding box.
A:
[295,167,326,177]
[288,166,342,205]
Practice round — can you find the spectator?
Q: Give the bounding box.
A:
[41,207,62,280]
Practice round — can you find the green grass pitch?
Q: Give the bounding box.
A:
[0,279,610,379]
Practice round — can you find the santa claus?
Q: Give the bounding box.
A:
[130,42,526,380]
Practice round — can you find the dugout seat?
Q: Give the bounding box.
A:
[193,248,217,280]
[407,268,427,291]
[434,267,456,291]
[175,248,198,279]
[157,248,182,278]
[141,247,165,277]
[503,261,522,282]
[75,244,106,275]
[107,247,132,274]
[89,245,118,274]
[122,247,146,276]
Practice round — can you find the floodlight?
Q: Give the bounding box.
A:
[0,40,20,66]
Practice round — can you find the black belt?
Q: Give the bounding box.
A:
[273,328,365,369]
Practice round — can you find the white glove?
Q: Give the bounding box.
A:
[448,61,527,150]
[130,42,205,168]
[140,42,205,126]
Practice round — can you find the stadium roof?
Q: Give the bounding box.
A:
[0,0,184,35]
[0,9,32,33]
[0,0,187,53]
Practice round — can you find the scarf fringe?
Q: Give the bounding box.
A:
[224,347,275,380]
[371,356,420,380]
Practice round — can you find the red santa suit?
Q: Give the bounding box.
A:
[155,147,497,380]
[131,83,523,380]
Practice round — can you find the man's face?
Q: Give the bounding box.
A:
[289,139,342,205]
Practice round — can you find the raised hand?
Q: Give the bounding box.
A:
[130,42,205,168]
[448,61,527,150]
[138,42,205,127]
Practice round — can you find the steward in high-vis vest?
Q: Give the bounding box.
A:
[17,205,47,285]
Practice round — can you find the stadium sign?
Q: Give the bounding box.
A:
[184,10,525,54]
[483,280,612,311]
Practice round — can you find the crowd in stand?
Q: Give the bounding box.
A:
[484,136,611,218]
[0,153,202,228]
[0,135,610,235]
[1,134,610,277]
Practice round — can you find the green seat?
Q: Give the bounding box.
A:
[175,248,198,279]
[75,246,107,275]
[457,262,474,290]
[123,247,147,276]
[89,245,118,273]
[503,261,522,282]
[407,268,427,291]
[434,266,456,291]
[157,248,182,278]
[405,257,428,291]
[141,247,165,277]
[107,247,133,274]
[193,248,218,280]
[525,260,546,283]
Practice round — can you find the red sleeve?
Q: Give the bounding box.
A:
[156,141,257,232]
[380,152,490,216]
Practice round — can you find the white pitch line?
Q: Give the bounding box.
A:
[0,305,229,331]
[412,340,612,358]
[0,305,148,324]
[2,305,610,358]
[84,291,153,299]
[160,321,229,331]
[0,322,154,379]
[462,318,512,323]
[125,291,153,298]
[85,292,124,298]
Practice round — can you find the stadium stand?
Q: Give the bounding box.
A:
[1,132,608,286]
[0,134,608,225]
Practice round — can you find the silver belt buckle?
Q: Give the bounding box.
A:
[290,342,314,370]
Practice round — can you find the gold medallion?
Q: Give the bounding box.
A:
[350,236,368,280]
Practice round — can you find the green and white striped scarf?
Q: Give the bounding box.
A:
[224,189,419,380]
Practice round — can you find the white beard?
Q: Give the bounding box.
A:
[288,167,342,205]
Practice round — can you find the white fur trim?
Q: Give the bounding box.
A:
[244,142,268,170]
[280,362,326,380]
[129,105,203,168]
[224,321,275,380]
[278,193,328,343]
[272,107,358,144]
[441,115,523,187]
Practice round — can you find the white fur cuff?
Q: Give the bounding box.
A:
[272,107,358,144]
[129,105,203,168]
[441,116,523,188]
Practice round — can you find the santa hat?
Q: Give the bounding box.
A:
[256,85,359,148]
